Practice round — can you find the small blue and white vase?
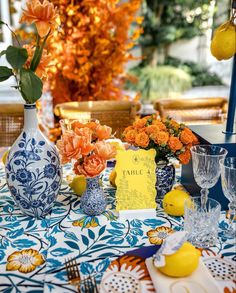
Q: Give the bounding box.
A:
[155,161,175,203]
[5,104,62,218]
[80,176,107,216]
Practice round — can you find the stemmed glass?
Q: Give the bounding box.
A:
[190,145,228,209]
[220,157,236,239]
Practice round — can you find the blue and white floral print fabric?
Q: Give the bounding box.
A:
[0,164,235,293]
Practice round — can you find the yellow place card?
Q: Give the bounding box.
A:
[115,149,156,211]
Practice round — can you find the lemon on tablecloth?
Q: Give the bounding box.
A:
[158,242,201,277]
[69,175,86,196]
[163,189,191,216]
[2,150,9,165]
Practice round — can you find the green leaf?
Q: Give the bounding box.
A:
[19,69,43,103]
[0,66,13,81]
[0,20,6,25]
[6,46,28,69]
[0,50,6,57]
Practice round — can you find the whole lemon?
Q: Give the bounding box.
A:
[211,21,236,60]
[163,189,191,216]
[69,175,86,196]
[109,169,117,187]
[2,150,9,165]
[158,242,200,277]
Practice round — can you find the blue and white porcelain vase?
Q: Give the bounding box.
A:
[155,161,175,203]
[80,176,107,216]
[5,104,62,218]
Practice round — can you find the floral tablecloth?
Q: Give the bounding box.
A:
[0,163,235,293]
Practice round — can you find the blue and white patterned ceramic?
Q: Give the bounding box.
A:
[5,104,62,218]
[155,162,175,202]
[80,176,107,216]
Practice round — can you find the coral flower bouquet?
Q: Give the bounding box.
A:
[123,115,199,200]
[57,120,117,215]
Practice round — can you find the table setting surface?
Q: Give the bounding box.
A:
[0,163,235,293]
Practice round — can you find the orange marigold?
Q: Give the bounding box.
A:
[152,120,167,131]
[178,149,191,165]
[180,128,197,145]
[168,136,183,152]
[135,132,149,148]
[151,131,169,145]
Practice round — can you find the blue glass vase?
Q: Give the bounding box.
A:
[155,161,175,203]
[5,104,62,218]
[80,176,107,216]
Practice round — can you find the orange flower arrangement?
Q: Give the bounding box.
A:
[48,0,142,104]
[123,115,198,164]
[57,121,116,177]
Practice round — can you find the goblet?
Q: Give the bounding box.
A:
[190,145,228,209]
[220,157,236,239]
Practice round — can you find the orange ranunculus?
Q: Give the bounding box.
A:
[71,121,85,131]
[151,131,169,145]
[95,125,112,140]
[20,0,58,38]
[178,149,191,165]
[133,118,147,129]
[152,120,167,131]
[168,136,183,152]
[85,121,99,131]
[124,129,137,144]
[74,154,106,177]
[56,131,82,164]
[180,128,197,145]
[135,132,149,148]
[94,141,117,160]
[23,44,51,79]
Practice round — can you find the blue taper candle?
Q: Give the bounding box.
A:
[225,55,236,134]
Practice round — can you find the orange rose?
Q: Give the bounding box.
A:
[56,132,82,164]
[124,129,137,144]
[152,120,167,131]
[170,120,180,129]
[146,125,160,135]
[23,44,51,79]
[150,131,169,145]
[178,149,191,165]
[168,136,183,152]
[135,132,149,148]
[123,126,134,135]
[85,121,99,131]
[180,128,198,145]
[74,154,106,177]
[95,125,112,140]
[20,0,58,38]
[133,118,147,129]
[94,141,116,160]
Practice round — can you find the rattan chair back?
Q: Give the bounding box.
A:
[0,104,24,147]
[54,100,141,138]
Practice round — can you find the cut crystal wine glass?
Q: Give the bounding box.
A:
[220,157,236,239]
[190,145,228,209]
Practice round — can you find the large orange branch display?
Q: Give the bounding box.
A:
[48,0,142,105]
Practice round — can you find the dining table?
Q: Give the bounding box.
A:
[0,160,235,293]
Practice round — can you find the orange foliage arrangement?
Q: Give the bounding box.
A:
[123,116,199,164]
[57,121,116,177]
[48,0,142,105]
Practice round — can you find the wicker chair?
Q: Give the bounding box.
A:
[54,100,141,138]
[154,97,228,125]
[0,104,24,147]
